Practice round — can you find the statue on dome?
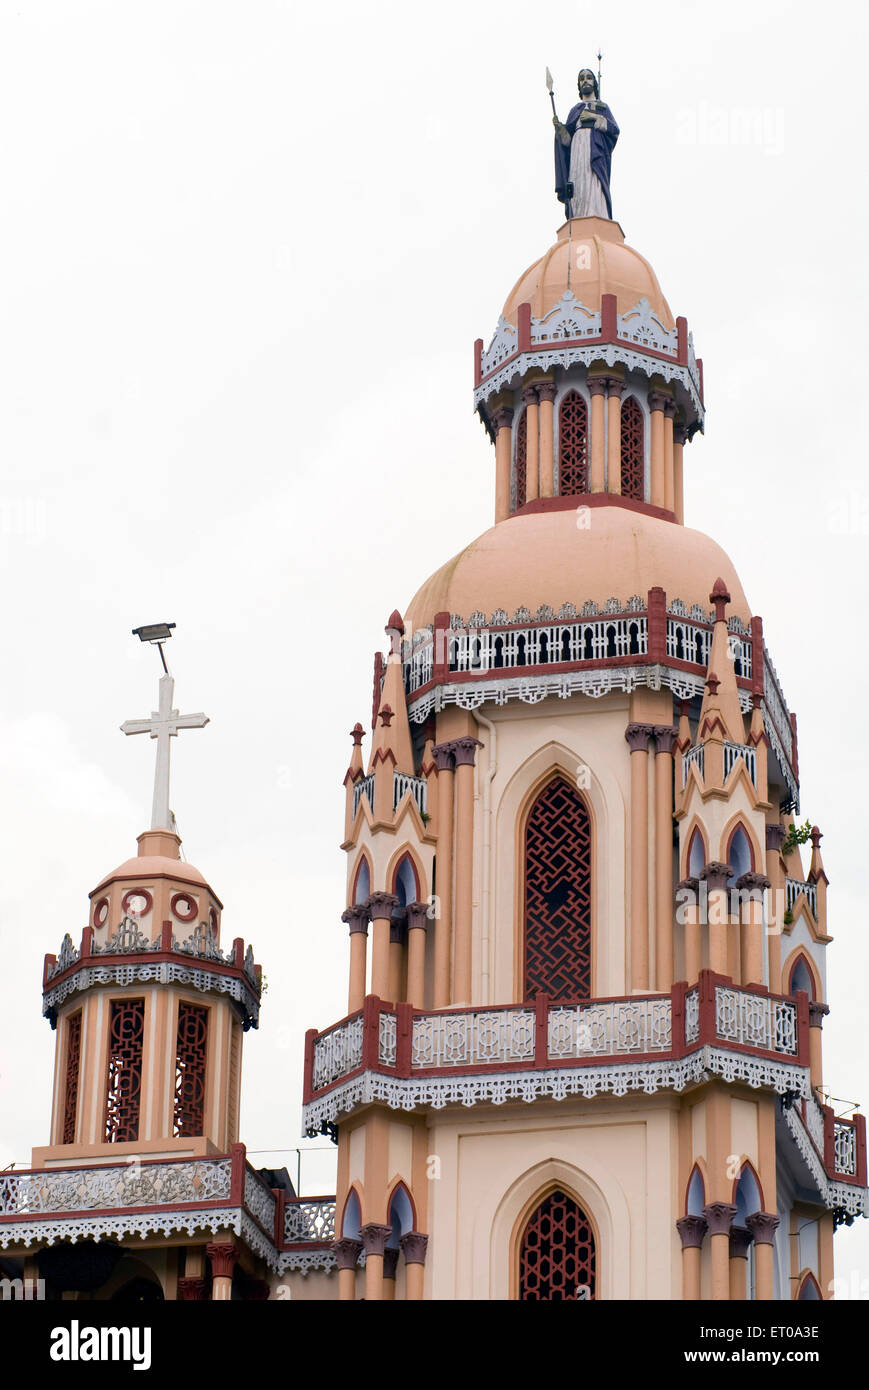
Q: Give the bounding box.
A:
[551,67,619,221]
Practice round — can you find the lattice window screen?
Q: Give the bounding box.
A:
[620,395,644,500]
[524,777,592,1002]
[520,1189,596,1300]
[173,1002,209,1138]
[515,408,527,511]
[62,1011,82,1144]
[104,998,145,1143]
[558,391,588,495]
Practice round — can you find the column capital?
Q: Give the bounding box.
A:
[648,389,670,413]
[367,892,399,921]
[676,875,700,895]
[700,861,732,892]
[341,903,370,935]
[605,376,625,398]
[205,1242,238,1280]
[587,375,608,398]
[735,871,771,894]
[729,1225,754,1259]
[808,1001,830,1028]
[625,722,654,753]
[766,823,787,852]
[406,900,431,932]
[383,1247,400,1280]
[432,740,456,772]
[745,1211,780,1245]
[332,1237,363,1271]
[664,398,677,419]
[453,736,483,768]
[701,1202,737,1237]
[389,911,407,945]
[653,724,679,754]
[522,384,539,406]
[359,1222,393,1258]
[493,406,514,431]
[673,421,688,446]
[676,1214,708,1249]
[536,380,557,403]
[177,1276,208,1300]
[399,1230,429,1265]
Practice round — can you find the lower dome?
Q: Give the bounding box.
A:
[405,503,750,629]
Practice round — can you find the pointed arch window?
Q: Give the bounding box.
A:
[515,409,527,511]
[62,1011,82,1145]
[620,396,644,500]
[519,1190,596,1300]
[558,392,588,495]
[524,777,592,1001]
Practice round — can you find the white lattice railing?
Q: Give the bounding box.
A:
[685,990,700,1045]
[804,1094,826,1156]
[548,997,672,1059]
[352,774,375,817]
[682,744,705,786]
[378,1012,397,1067]
[763,647,794,763]
[723,741,756,785]
[411,1008,535,1069]
[0,1156,232,1218]
[404,641,434,693]
[393,773,427,816]
[244,1168,277,1234]
[284,1198,336,1244]
[714,987,798,1055]
[786,877,818,919]
[667,618,712,669]
[446,616,647,674]
[312,1015,364,1091]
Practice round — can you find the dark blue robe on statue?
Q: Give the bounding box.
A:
[554,102,619,219]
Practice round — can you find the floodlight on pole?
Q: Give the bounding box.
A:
[132,622,176,674]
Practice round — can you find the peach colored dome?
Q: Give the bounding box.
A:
[92,856,209,895]
[406,506,750,629]
[503,217,674,328]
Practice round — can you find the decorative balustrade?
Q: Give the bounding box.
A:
[682,744,705,786]
[284,1197,336,1244]
[243,1165,277,1235]
[312,1014,364,1091]
[548,997,672,1058]
[352,774,375,816]
[444,613,647,675]
[833,1122,858,1178]
[0,1154,232,1219]
[714,985,798,1055]
[723,741,756,785]
[412,1007,535,1069]
[393,773,427,816]
[786,877,818,919]
[796,1096,867,1189]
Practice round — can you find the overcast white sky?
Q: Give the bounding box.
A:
[1,0,867,1287]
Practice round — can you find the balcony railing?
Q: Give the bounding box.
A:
[723,741,756,785]
[786,877,818,919]
[352,772,427,819]
[284,1197,336,1244]
[682,744,705,786]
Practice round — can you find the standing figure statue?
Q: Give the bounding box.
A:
[553,68,619,220]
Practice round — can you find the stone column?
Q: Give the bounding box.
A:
[177,1276,207,1300]
[382,1246,399,1300]
[729,1226,753,1300]
[746,1211,780,1301]
[676,1215,707,1300]
[523,385,540,502]
[735,872,770,988]
[765,822,786,993]
[206,1242,238,1301]
[333,1237,362,1301]
[606,376,624,494]
[663,399,676,513]
[702,1203,737,1301]
[367,893,398,1001]
[537,381,556,497]
[388,911,406,1003]
[360,1222,392,1301]
[625,723,654,991]
[400,1231,429,1301]
[648,390,668,508]
[342,904,370,1013]
[808,1002,829,1091]
[432,741,455,1008]
[673,422,687,523]
[679,877,701,985]
[653,724,678,990]
[701,862,732,975]
[493,406,513,524]
[406,901,430,1008]
[588,376,607,492]
[453,735,482,1004]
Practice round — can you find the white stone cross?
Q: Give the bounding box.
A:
[121,673,209,830]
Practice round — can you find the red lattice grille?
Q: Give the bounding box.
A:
[620,395,644,500]
[524,777,591,1001]
[558,391,588,495]
[62,1011,82,1144]
[104,999,145,1143]
[520,1190,596,1300]
[173,1002,209,1137]
[515,408,527,511]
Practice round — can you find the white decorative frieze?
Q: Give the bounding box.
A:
[617,297,678,354]
[531,291,601,343]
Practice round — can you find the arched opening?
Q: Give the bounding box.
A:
[685,1165,705,1217]
[732,1163,763,1302]
[352,857,370,905]
[797,1271,822,1301]
[726,824,754,886]
[392,855,419,910]
[558,391,588,495]
[340,1189,362,1240]
[515,408,527,511]
[788,954,816,1001]
[519,1189,596,1300]
[620,395,644,500]
[387,1182,415,1249]
[523,777,592,1002]
[687,828,706,879]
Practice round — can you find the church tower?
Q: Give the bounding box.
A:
[304,94,867,1300]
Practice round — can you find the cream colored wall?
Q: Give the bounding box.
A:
[478,696,631,1004]
[426,1096,682,1300]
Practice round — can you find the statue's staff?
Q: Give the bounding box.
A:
[545,67,559,124]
